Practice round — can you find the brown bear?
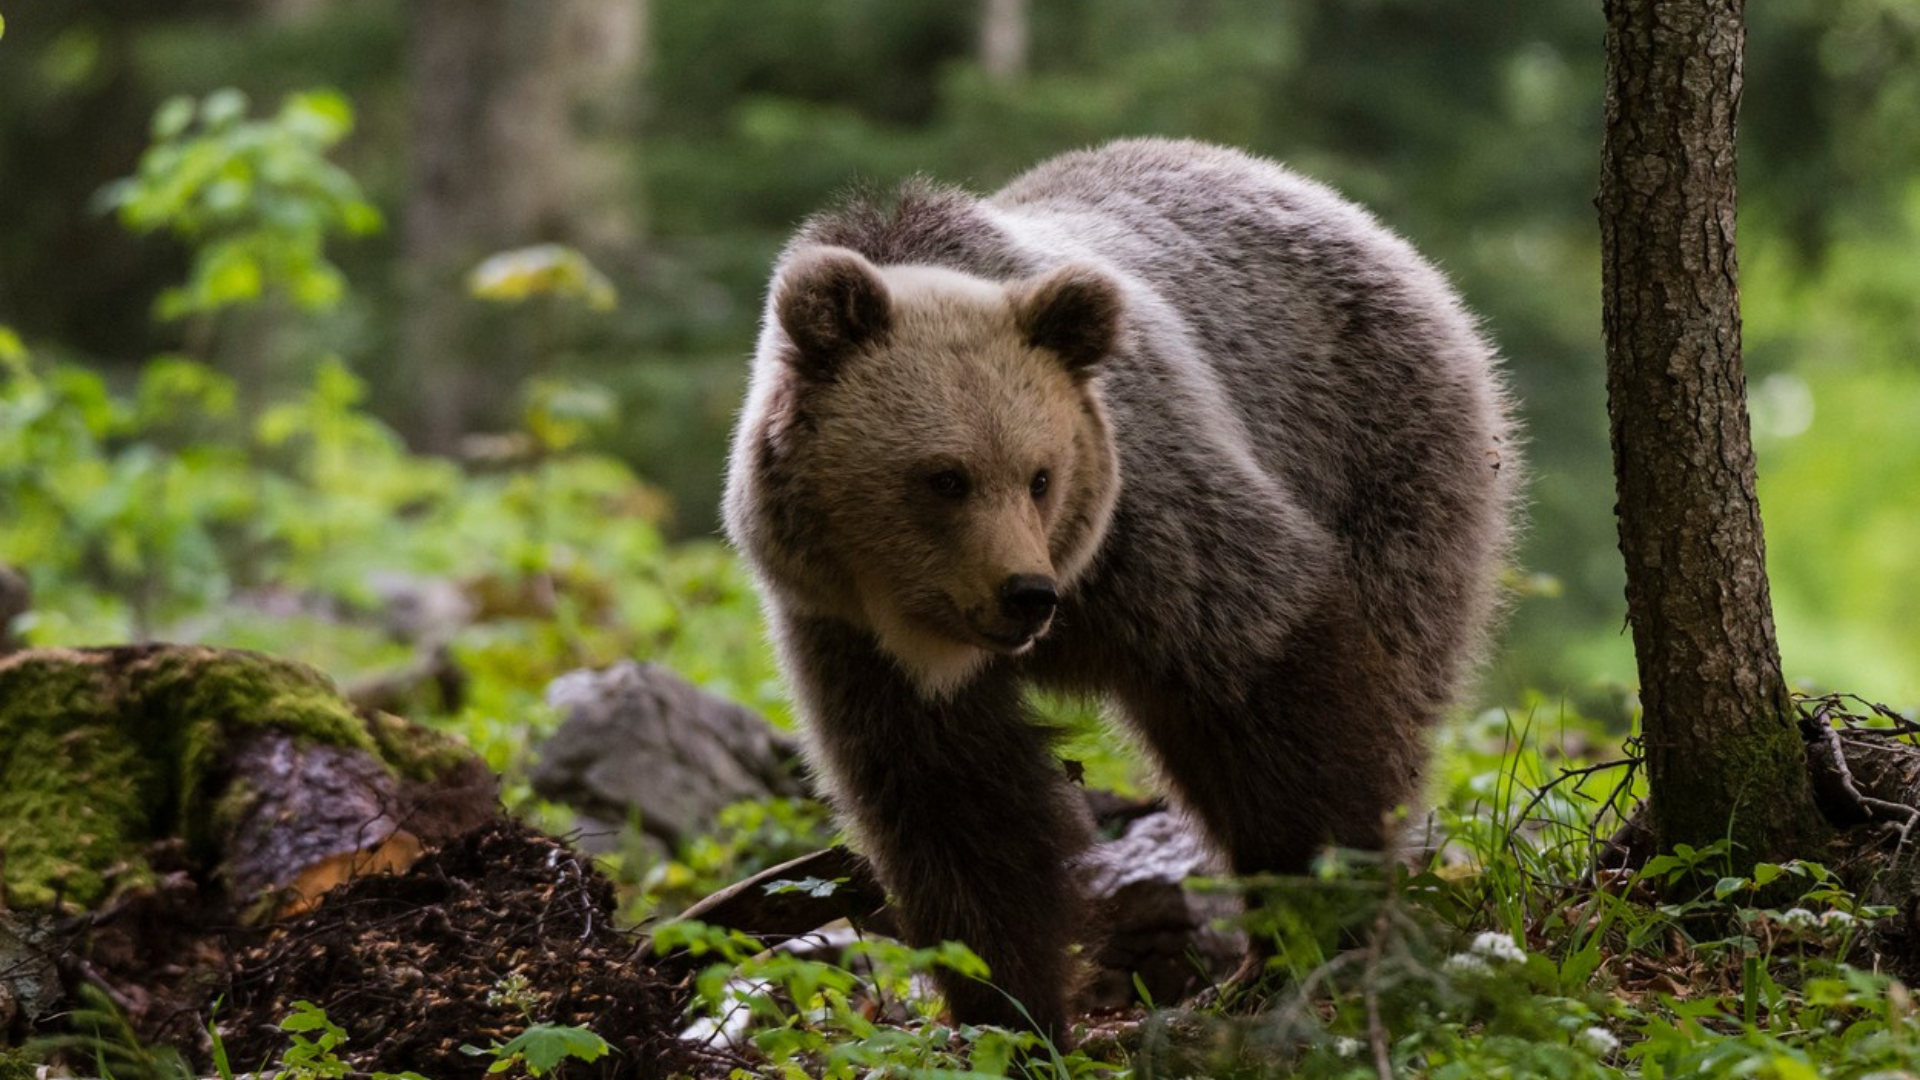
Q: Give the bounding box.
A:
[723,139,1518,1037]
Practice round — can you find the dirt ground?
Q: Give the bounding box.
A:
[53,820,697,1079]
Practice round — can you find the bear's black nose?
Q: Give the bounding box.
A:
[1000,574,1059,628]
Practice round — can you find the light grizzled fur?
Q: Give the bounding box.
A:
[723,139,1519,1036]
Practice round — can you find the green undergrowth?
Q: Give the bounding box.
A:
[0,88,784,813]
[628,702,1917,1079]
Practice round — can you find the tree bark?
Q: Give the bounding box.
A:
[1599,0,1827,868]
[402,0,646,452]
[978,0,1029,87]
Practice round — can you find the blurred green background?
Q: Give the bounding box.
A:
[3,0,1917,711]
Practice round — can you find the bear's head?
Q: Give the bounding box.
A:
[751,245,1123,697]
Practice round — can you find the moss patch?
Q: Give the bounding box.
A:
[0,645,461,911]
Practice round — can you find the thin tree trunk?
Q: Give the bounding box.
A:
[979,0,1029,87]
[402,0,645,452]
[403,0,508,453]
[1598,0,1827,868]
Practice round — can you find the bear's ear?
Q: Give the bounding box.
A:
[1010,263,1122,376]
[774,246,893,382]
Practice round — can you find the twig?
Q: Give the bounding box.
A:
[1798,691,1920,737]
[1501,755,1642,875]
[1805,716,1920,843]
[1360,818,1408,1080]
[1511,757,1642,837]
[1362,898,1393,1080]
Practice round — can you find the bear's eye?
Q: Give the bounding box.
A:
[1030,469,1050,500]
[928,470,970,499]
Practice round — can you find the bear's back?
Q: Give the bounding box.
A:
[993,141,1516,700]
[991,140,1498,515]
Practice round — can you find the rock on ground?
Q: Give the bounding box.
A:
[531,661,809,852]
[1078,810,1246,1010]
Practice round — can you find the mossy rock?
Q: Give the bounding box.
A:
[0,645,483,911]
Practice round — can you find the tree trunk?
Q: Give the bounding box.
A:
[1598,0,1827,869]
[402,0,646,452]
[979,0,1029,87]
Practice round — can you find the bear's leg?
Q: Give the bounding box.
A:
[1120,595,1427,880]
[779,615,1093,1039]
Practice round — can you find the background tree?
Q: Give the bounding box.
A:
[977,0,1027,87]
[403,0,646,451]
[1598,0,1828,868]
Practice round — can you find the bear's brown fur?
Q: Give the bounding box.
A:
[724,139,1519,1036]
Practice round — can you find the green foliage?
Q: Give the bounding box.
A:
[273,1001,353,1080]
[272,1001,427,1080]
[1333,710,1919,1080]
[623,796,838,920]
[0,348,256,638]
[24,984,194,1080]
[461,1024,611,1077]
[0,329,782,770]
[659,920,1102,1080]
[100,88,381,320]
[0,1050,33,1080]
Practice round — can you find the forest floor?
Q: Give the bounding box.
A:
[56,820,697,1080]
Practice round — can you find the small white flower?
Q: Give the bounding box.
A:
[1443,952,1493,978]
[1576,1026,1619,1057]
[1776,907,1819,930]
[1820,909,1857,929]
[1470,931,1528,965]
[1333,1037,1362,1058]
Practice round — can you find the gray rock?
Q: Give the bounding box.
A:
[532,661,809,852]
[1078,810,1246,1009]
[369,572,474,645]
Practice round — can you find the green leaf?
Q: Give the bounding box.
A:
[281,88,355,144]
[1558,938,1602,991]
[341,199,384,235]
[0,325,25,367]
[1713,876,1746,899]
[153,95,195,140]
[279,1000,335,1033]
[313,356,367,408]
[1641,854,1683,880]
[467,244,618,311]
[206,1014,234,1080]
[497,1024,611,1076]
[136,355,236,423]
[970,1027,1016,1077]
[200,87,249,128]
